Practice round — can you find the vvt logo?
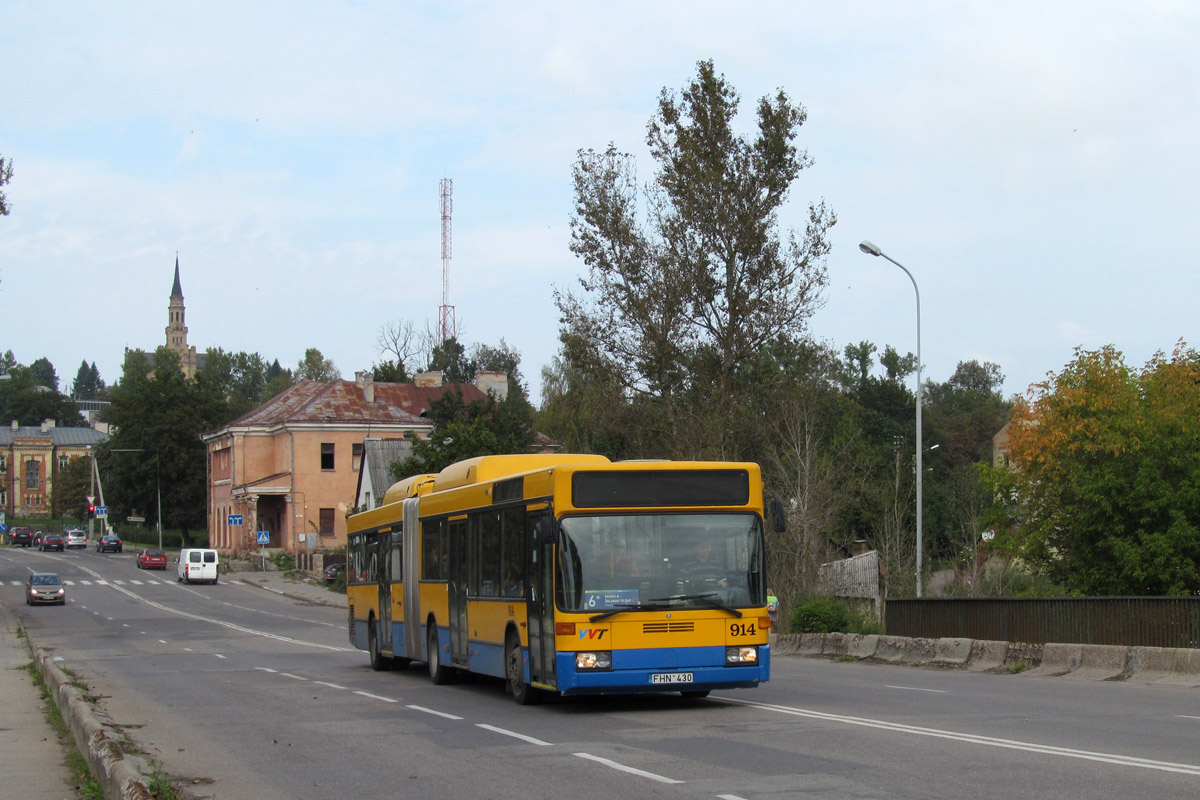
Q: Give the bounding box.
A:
[578,628,607,640]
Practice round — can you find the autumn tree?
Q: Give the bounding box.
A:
[556,59,834,460]
[1002,343,1200,595]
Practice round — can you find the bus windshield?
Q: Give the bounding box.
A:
[556,513,765,613]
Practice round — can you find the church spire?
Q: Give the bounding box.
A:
[171,254,183,299]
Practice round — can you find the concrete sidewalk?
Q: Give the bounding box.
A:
[0,601,77,800]
[229,568,344,608]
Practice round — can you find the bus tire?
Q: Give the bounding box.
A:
[369,619,391,671]
[505,630,539,705]
[427,625,452,685]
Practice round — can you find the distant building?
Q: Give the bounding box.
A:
[201,371,505,556]
[125,256,207,379]
[0,420,107,518]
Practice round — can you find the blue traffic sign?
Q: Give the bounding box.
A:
[256,531,270,544]
[96,505,108,518]
[228,514,244,526]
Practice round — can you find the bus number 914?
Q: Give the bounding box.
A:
[730,622,757,637]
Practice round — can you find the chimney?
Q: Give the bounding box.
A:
[475,371,509,402]
[356,371,375,403]
[414,371,444,388]
[10,420,17,431]
[41,419,56,432]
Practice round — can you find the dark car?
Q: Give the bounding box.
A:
[9,526,32,547]
[97,534,123,553]
[40,533,65,552]
[137,548,168,569]
[26,572,66,605]
[323,562,346,584]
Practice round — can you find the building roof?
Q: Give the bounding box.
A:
[171,256,184,299]
[355,438,414,509]
[212,377,492,432]
[0,424,108,447]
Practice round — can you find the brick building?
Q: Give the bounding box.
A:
[1,420,107,518]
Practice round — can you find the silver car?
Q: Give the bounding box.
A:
[26,573,66,605]
[65,529,87,549]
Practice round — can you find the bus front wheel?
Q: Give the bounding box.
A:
[427,626,453,685]
[505,631,540,705]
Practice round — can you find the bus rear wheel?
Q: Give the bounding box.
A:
[369,621,391,671]
[427,626,453,685]
[505,631,540,705]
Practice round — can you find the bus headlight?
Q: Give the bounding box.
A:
[725,646,758,665]
[576,651,612,671]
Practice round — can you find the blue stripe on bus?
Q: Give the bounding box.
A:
[554,644,770,694]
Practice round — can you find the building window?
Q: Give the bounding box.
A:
[321,443,334,471]
[319,508,335,537]
[0,490,6,506]
[59,455,70,471]
[0,454,6,473]
[353,442,363,471]
[26,460,40,490]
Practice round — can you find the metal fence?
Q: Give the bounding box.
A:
[886,597,1200,649]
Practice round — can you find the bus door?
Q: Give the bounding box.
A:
[448,518,470,667]
[376,531,393,654]
[527,511,557,687]
[401,498,421,661]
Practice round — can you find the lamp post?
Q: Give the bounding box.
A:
[109,449,163,549]
[859,239,924,597]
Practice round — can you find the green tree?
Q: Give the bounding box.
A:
[428,337,474,384]
[0,366,86,427]
[0,350,17,376]
[556,59,834,460]
[296,348,340,382]
[392,386,535,479]
[101,348,228,547]
[51,454,92,520]
[0,155,12,216]
[28,357,59,391]
[1002,342,1200,595]
[71,360,105,400]
[371,359,409,382]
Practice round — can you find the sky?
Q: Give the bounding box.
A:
[2,1,1197,408]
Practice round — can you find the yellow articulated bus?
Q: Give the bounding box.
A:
[345,453,781,704]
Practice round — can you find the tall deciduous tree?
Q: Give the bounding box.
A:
[1002,342,1200,595]
[101,349,228,547]
[392,386,534,479]
[557,59,834,459]
[295,348,340,382]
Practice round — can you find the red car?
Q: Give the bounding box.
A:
[136,548,168,569]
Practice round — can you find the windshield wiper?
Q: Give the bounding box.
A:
[648,593,743,618]
[589,603,666,622]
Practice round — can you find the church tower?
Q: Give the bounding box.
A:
[165,256,200,378]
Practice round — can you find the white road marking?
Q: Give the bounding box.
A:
[407,704,462,719]
[885,685,947,693]
[354,691,398,703]
[720,697,1200,776]
[475,724,552,745]
[314,681,347,690]
[573,753,683,784]
[281,672,307,681]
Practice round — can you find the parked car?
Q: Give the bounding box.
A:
[323,562,346,584]
[65,529,87,549]
[136,548,168,569]
[26,572,66,605]
[40,533,65,552]
[9,526,32,547]
[32,530,45,548]
[97,534,123,553]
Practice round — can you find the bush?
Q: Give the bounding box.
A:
[789,598,849,633]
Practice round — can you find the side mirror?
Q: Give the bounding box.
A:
[536,514,559,545]
[768,500,787,533]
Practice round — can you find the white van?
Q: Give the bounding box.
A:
[177,548,219,584]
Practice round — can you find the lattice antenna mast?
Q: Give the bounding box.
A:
[438,178,457,344]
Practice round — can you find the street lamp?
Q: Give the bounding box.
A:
[859,239,925,597]
[109,449,162,549]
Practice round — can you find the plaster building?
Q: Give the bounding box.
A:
[201,370,504,556]
[1,420,107,518]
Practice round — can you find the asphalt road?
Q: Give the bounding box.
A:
[5,544,1200,800]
